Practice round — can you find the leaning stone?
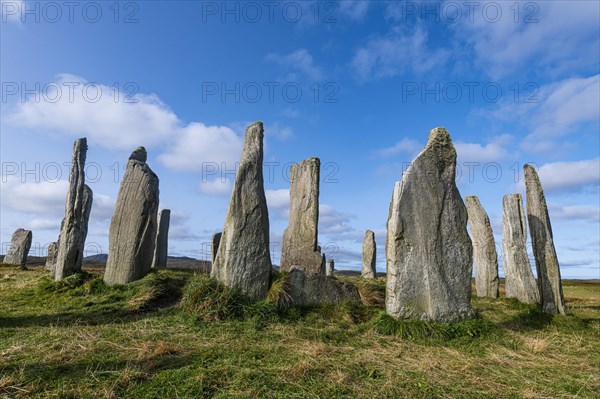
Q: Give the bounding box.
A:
[45,241,59,274]
[502,194,540,304]
[386,127,475,322]
[211,122,272,301]
[361,230,377,278]
[54,138,93,280]
[3,228,32,266]
[211,232,222,263]
[280,157,324,274]
[465,196,500,298]
[325,259,335,277]
[285,267,361,306]
[524,165,567,314]
[151,209,170,269]
[104,147,159,285]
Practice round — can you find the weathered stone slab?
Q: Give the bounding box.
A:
[211,122,272,301]
[325,259,334,277]
[465,196,500,298]
[361,230,376,279]
[502,194,540,304]
[385,127,475,322]
[54,138,93,280]
[211,232,222,263]
[4,228,32,266]
[524,165,566,314]
[151,209,170,269]
[286,267,361,306]
[45,241,58,273]
[280,157,324,274]
[104,147,159,285]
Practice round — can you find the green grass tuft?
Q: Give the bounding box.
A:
[180,273,248,321]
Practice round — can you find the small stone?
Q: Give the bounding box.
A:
[45,241,59,274]
[502,194,540,304]
[325,259,335,277]
[361,230,377,279]
[280,157,324,274]
[151,209,170,269]
[3,228,32,266]
[524,165,567,314]
[285,267,361,306]
[211,232,222,263]
[465,196,500,298]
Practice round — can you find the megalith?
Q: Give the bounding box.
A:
[45,241,58,273]
[104,147,159,285]
[325,259,334,277]
[280,157,324,274]
[211,122,272,301]
[385,127,475,322]
[54,138,93,280]
[524,165,566,314]
[211,232,222,262]
[3,228,32,267]
[465,196,500,298]
[502,194,540,304]
[151,209,170,269]
[361,230,377,278]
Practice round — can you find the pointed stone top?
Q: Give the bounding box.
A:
[465,195,481,205]
[427,127,451,146]
[247,121,264,133]
[365,229,375,236]
[129,146,147,163]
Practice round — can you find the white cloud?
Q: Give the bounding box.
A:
[377,137,422,158]
[266,49,323,80]
[352,26,449,81]
[455,134,513,163]
[265,188,289,219]
[338,1,371,21]
[523,158,600,194]
[0,177,67,215]
[1,0,25,24]
[90,193,116,221]
[319,204,356,235]
[550,204,600,223]
[199,179,232,196]
[453,1,600,79]
[28,218,61,231]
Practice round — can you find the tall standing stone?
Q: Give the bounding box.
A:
[524,165,566,314]
[211,122,272,301]
[211,232,222,263]
[502,194,540,304]
[361,230,377,279]
[104,147,159,285]
[325,259,334,277]
[45,241,58,273]
[386,128,475,322]
[54,138,93,280]
[3,228,32,267]
[151,209,170,269]
[280,157,324,274]
[465,196,500,298]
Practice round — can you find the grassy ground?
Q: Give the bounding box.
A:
[0,265,599,399]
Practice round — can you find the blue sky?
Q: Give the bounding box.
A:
[1,0,599,278]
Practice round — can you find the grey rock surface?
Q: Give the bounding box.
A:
[385,127,475,322]
[465,196,500,298]
[211,232,222,263]
[286,267,361,306]
[361,230,377,279]
[524,165,566,314]
[502,194,540,304]
[4,228,32,266]
[325,259,335,277]
[211,122,272,301]
[45,241,59,273]
[280,157,324,274]
[104,147,159,285]
[151,209,170,269]
[54,138,93,280]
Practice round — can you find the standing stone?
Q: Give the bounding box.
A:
[104,147,159,285]
[386,128,475,322]
[54,138,93,280]
[210,232,222,264]
[524,165,566,314]
[151,209,170,269]
[361,230,377,279]
[211,122,272,301]
[3,228,32,267]
[465,196,500,298]
[280,157,324,274]
[325,259,334,277]
[502,194,540,304]
[285,267,361,306]
[45,241,59,273]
